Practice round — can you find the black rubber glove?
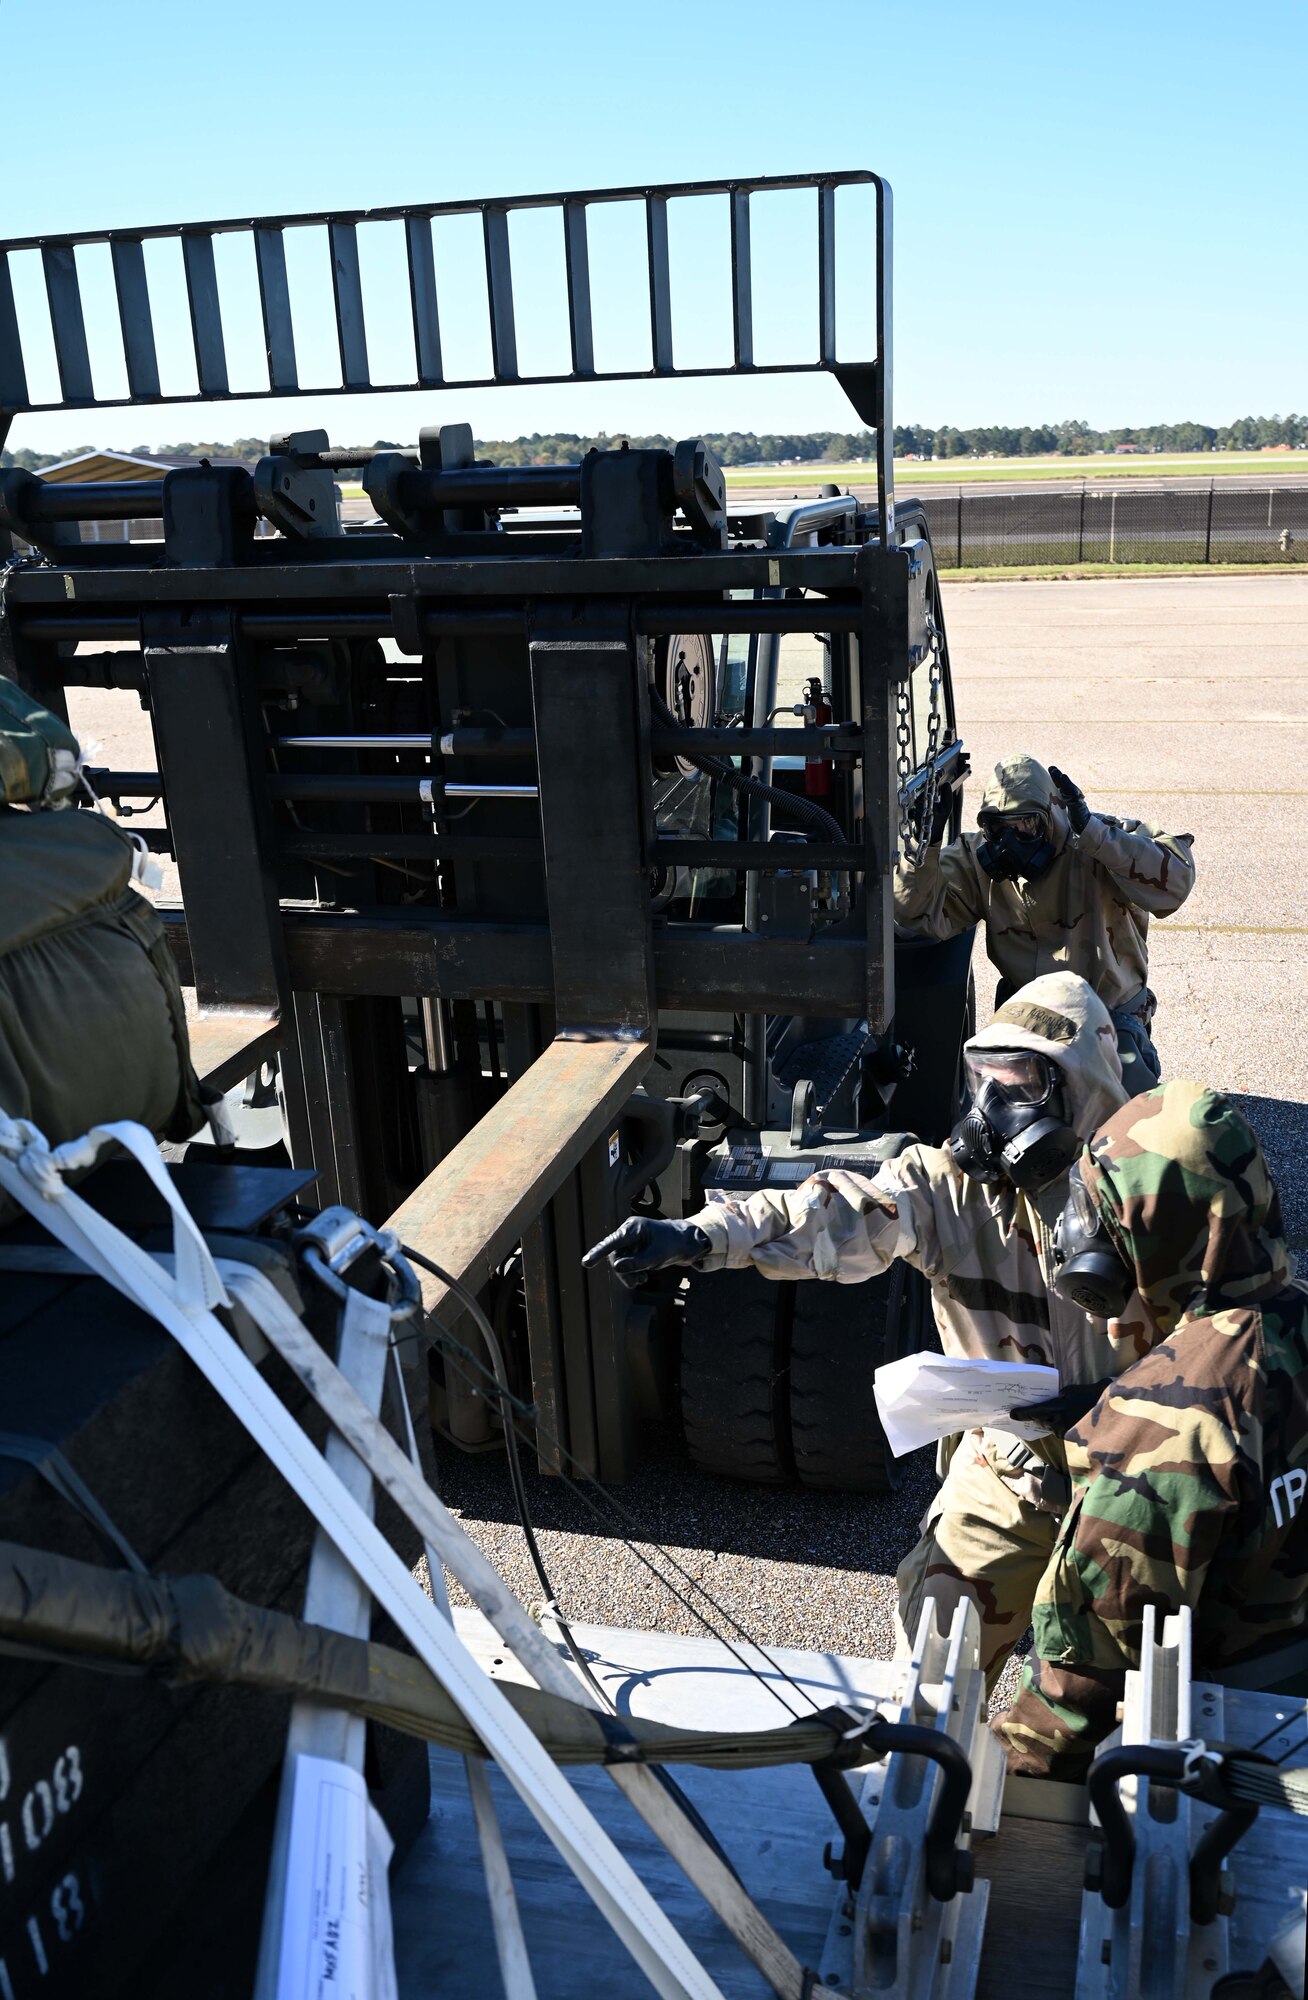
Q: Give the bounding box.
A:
[1010,1379,1111,1433]
[906,783,952,850]
[582,1217,713,1290]
[1048,765,1090,835]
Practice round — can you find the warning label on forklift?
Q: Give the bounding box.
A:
[708,1142,901,1190]
[608,1131,621,1166]
[714,1144,772,1184]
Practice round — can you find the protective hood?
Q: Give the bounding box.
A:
[1079,1080,1294,1335]
[967,972,1126,1143]
[979,753,1058,823]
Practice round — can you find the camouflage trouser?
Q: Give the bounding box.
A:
[991,1657,1125,1777]
[895,1429,1063,1693]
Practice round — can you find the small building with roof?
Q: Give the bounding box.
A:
[35,448,255,541]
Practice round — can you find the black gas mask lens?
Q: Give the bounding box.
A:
[948,1049,1080,1196]
[1050,1165,1135,1318]
[976,809,1057,883]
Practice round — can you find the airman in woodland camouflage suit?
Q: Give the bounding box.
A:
[894,753,1195,1084]
[623,973,1171,1689]
[994,1081,1306,1778]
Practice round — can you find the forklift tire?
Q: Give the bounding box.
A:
[789,1263,916,1492]
[681,1268,792,1484]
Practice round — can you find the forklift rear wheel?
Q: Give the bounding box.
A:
[681,1268,792,1484]
[789,1263,919,1493]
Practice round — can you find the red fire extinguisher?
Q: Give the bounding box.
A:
[803,675,834,798]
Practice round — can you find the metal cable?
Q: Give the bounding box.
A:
[403,1244,822,1722]
[413,1248,813,1717]
[405,1247,618,1714]
[398,1246,768,1876]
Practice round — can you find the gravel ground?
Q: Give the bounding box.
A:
[64,573,1308,1714]
[426,1423,939,1663]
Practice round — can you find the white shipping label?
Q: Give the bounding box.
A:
[276,1754,396,2000]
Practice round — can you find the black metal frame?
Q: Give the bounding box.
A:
[1,550,927,1014]
[0,173,966,1484]
[0,170,894,534]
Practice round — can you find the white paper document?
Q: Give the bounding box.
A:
[276,1753,398,2000]
[873,1352,1060,1458]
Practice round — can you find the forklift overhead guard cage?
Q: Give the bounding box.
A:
[0,170,895,533]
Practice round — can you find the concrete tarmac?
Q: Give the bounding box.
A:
[61,573,1308,1697]
[953,575,1308,1262]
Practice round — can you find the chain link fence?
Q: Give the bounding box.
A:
[913,481,1308,569]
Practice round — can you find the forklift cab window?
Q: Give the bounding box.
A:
[775,630,828,716]
[720,634,750,718]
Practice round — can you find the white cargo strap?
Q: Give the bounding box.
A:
[255,1282,396,2000]
[216,1265,810,2000]
[0,1112,725,2000]
[76,756,165,887]
[0,1112,230,1313]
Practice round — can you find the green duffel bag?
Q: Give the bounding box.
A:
[0,806,208,1217]
[0,677,82,808]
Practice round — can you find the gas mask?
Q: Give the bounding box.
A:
[976,809,1057,883]
[949,1048,1080,1196]
[1050,1163,1135,1318]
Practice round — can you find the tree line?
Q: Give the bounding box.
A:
[896,415,1308,459]
[4,415,1306,475]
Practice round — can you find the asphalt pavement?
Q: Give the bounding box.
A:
[954,574,1308,1257]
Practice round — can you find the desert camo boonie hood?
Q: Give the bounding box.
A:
[979,753,1058,825]
[1078,1080,1293,1334]
[966,972,1126,1145]
[976,754,1062,881]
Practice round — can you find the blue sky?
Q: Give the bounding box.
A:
[3,0,1304,454]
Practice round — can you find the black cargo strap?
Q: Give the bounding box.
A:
[0,1430,148,1575]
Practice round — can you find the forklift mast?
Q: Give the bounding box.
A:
[0,173,970,1484]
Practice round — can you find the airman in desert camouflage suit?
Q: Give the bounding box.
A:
[591,972,1173,1689]
[894,753,1195,1084]
[994,1080,1307,1778]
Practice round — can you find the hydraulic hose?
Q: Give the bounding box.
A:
[648,687,847,845]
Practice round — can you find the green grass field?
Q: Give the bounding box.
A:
[338,452,1307,501]
[726,452,1308,488]
[941,561,1307,581]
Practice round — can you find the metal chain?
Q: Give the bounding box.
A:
[898,614,949,868]
[894,680,915,854]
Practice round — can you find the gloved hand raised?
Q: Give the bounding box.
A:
[1010,1378,1110,1434]
[582,1217,713,1290]
[1048,766,1091,835]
